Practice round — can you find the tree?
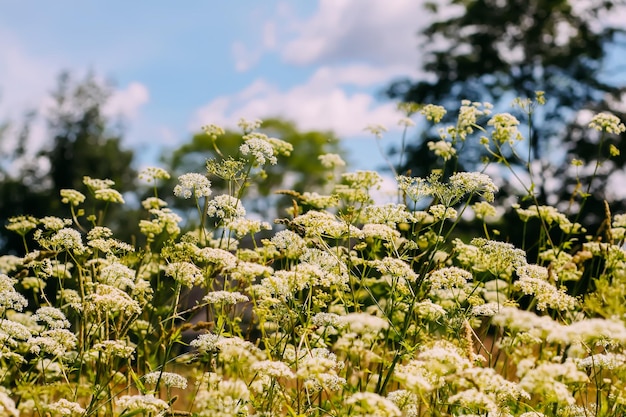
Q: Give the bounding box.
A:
[387,0,626,234]
[0,72,137,254]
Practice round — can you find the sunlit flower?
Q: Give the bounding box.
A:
[428,140,456,160]
[138,166,171,183]
[318,153,346,168]
[116,394,169,414]
[144,371,188,389]
[174,173,212,199]
[60,189,86,206]
[589,112,626,134]
[206,194,246,219]
[240,133,277,165]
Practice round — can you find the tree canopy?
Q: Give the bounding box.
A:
[387,0,626,234]
[0,72,136,254]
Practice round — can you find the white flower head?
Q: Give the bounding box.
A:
[174,173,212,199]
[240,133,277,166]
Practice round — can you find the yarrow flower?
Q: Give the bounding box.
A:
[174,173,212,199]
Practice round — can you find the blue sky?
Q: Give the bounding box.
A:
[0,1,432,173]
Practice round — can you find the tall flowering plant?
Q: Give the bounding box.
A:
[1,99,626,417]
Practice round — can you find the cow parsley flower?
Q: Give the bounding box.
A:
[144,371,188,389]
[99,262,136,290]
[240,133,277,166]
[6,216,38,235]
[364,124,387,138]
[362,203,415,226]
[116,394,169,414]
[174,173,212,199]
[60,189,86,206]
[92,340,136,359]
[514,264,577,311]
[428,140,456,161]
[488,112,523,144]
[139,208,182,239]
[0,274,28,313]
[224,217,271,237]
[449,172,498,202]
[206,194,246,219]
[83,176,115,190]
[428,266,472,290]
[345,392,401,417]
[49,228,85,254]
[39,216,72,231]
[203,290,249,305]
[165,262,204,287]
[387,390,419,417]
[33,306,70,329]
[237,117,262,133]
[29,328,77,356]
[94,188,125,204]
[589,112,626,134]
[44,399,85,416]
[138,166,171,183]
[318,153,346,168]
[250,360,294,379]
[85,284,141,316]
[297,348,346,392]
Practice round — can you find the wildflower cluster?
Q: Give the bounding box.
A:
[1,104,626,417]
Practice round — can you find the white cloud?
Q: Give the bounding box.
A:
[280,0,425,68]
[0,28,58,118]
[102,82,150,120]
[190,65,406,138]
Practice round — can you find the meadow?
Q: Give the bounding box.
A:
[1,95,626,417]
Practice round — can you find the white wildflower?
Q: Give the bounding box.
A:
[144,371,188,389]
[206,194,246,219]
[345,392,401,417]
[116,394,169,414]
[165,262,204,288]
[174,173,212,199]
[203,291,249,305]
